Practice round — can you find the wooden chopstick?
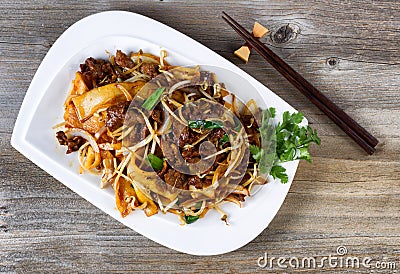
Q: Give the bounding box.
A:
[222,11,378,155]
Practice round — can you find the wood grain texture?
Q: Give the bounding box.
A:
[1,0,399,273]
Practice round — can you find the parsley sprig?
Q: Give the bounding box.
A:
[250,108,320,184]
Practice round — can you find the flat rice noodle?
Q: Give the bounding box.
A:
[101,150,115,188]
[127,157,179,201]
[64,103,105,134]
[64,72,90,105]
[129,169,180,202]
[130,52,165,65]
[188,185,216,199]
[71,72,89,95]
[242,99,258,116]
[115,177,137,218]
[72,81,145,122]
[212,159,228,186]
[132,182,159,217]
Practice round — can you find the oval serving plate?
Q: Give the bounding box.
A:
[11,11,304,255]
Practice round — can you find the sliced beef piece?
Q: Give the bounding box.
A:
[115,50,135,69]
[106,102,150,145]
[178,127,200,148]
[117,122,150,147]
[153,143,164,159]
[164,169,187,190]
[240,173,251,185]
[208,128,226,144]
[56,131,68,145]
[247,127,261,147]
[150,108,163,124]
[178,127,190,148]
[156,161,169,179]
[170,90,185,104]
[56,131,86,154]
[188,175,218,190]
[186,157,201,164]
[105,101,131,132]
[80,57,117,89]
[182,100,224,121]
[140,63,159,78]
[181,146,200,161]
[125,123,149,146]
[137,123,149,140]
[232,193,246,202]
[240,114,260,130]
[188,176,203,189]
[199,152,226,176]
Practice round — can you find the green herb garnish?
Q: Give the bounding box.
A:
[188,120,223,130]
[142,87,165,110]
[250,108,320,184]
[184,215,199,224]
[255,107,277,174]
[250,144,264,163]
[219,134,229,146]
[269,165,289,184]
[147,153,164,171]
[275,111,320,163]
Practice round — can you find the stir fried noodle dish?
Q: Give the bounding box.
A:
[55,49,286,225]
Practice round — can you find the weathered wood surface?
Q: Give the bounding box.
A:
[1,0,399,273]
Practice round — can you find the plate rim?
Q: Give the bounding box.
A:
[11,10,304,256]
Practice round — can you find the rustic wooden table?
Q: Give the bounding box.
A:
[1,1,399,273]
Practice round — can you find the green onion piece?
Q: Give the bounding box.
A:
[184,215,200,224]
[142,87,165,110]
[219,134,229,145]
[249,107,320,183]
[147,153,163,171]
[188,120,223,130]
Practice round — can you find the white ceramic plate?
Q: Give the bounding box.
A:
[11,11,305,255]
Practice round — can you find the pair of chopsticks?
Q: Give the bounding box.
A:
[222,12,378,155]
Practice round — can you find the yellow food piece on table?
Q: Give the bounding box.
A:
[253,21,269,38]
[234,46,251,63]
